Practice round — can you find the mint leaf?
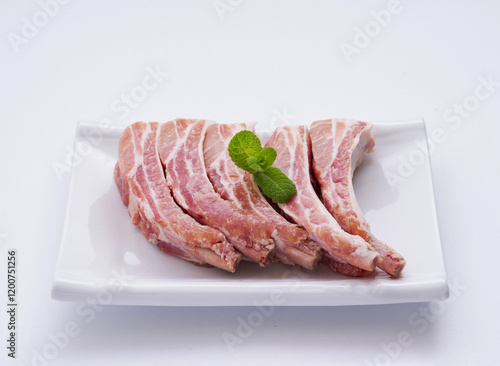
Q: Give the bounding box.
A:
[228,130,297,203]
[254,167,297,204]
[256,147,277,170]
[228,130,263,172]
[246,157,264,173]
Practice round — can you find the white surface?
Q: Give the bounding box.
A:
[1,0,499,365]
[52,120,447,306]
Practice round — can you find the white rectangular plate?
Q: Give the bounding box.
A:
[52,120,448,306]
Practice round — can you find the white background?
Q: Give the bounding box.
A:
[1,1,500,365]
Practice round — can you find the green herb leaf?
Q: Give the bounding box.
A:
[228,130,297,204]
[253,167,297,204]
[246,157,264,173]
[228,130,263,172]
[255,147,277,170]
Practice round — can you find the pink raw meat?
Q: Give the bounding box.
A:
[157,119,275,266]
[264,125,380,272]
[115,122,241,272]
[203,122,322,270]
[310,119,406,277]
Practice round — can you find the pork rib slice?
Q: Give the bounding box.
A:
[322,253,372,277]
[264,125,380,272]
[114,121,241,272]
[157,119,275,266]
[310,119,406,277]
[203,122,323,270]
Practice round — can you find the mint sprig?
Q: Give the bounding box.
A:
[228,130,297,203]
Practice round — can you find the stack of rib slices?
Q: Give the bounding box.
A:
[114,118,406,278]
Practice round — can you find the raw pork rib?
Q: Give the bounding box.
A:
[264,125,380,272]
[157,119,275,266]
[310,119,406,277]
[114,122,241,272]
[203,122,323,270]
